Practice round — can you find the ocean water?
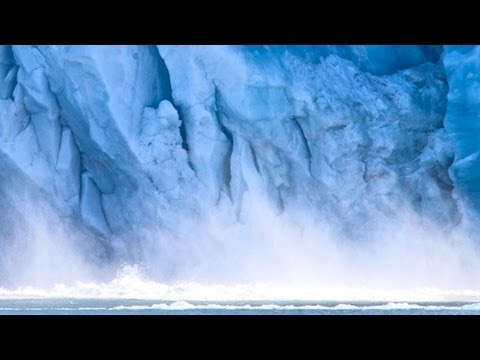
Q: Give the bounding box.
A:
[1,299,480,315]
[2,267,480,315]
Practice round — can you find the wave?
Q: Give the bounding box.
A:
[1,266,480,304]
[110,301,480,311]
[2,301,480,312]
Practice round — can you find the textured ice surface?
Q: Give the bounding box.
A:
[0,45,477,284]
[443,46,480,224]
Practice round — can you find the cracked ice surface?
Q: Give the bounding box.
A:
[0,45,476,285]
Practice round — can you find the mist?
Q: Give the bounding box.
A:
[2,187,480,303]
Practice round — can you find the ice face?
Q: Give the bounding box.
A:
[0,45,475,284]
[443,46,480,222]
[157,45,456,231]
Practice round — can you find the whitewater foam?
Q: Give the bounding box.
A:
[1,266,480,303]
[2,301,480,314]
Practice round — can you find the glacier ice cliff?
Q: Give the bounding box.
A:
[0,45,479,286]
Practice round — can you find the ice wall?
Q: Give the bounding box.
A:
[0,45,475,284]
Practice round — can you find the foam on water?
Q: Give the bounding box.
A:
[1,266,480,304]
[2,301,480,314]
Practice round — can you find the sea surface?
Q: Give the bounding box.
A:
[3,268,480,315]
[1,299,480,315]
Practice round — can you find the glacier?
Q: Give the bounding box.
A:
[0,45,479,288]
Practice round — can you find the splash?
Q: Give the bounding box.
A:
[2,265,480,303]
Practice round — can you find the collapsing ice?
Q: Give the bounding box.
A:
[0,45,479,294]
